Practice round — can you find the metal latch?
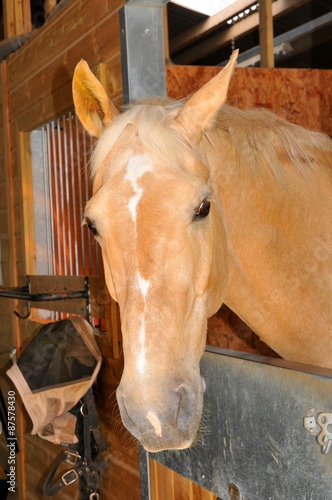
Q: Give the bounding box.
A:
[304,407,332,454]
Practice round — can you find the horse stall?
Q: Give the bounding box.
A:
[0,0,331,499]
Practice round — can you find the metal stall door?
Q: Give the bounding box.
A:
[23,111,121,348]
[141,347,332,500]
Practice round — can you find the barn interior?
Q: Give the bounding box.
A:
[0,1,331,499]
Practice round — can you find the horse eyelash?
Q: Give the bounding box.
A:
[195,198,211,220]
[83,217,99,237]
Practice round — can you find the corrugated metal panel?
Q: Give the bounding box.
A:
[30,112,101,279]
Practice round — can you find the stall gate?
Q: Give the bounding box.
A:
[141,348,332,500]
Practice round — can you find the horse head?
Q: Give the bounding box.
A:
[72,52,238,451]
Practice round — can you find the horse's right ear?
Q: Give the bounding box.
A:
[174,50,238,143]
[72,60,119,138]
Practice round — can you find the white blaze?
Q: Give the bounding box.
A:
[124,154,153,227]
[124,155,153,375]
[136,272,150,375]
[138,273,150,300]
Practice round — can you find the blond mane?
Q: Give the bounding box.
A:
[210,105,331,185]
[91,99,332,184]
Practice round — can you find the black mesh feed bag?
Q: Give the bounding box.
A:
[7,317,101,444]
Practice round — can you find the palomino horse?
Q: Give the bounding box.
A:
[72,51,332,452]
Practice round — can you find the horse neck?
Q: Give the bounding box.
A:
[201,126,332,368]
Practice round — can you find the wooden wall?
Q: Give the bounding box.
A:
[0,1,331,498]
[0,1,142,499]
[149,459,218,500]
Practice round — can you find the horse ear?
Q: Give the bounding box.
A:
[175,50,238,140]
[72,60,119,138]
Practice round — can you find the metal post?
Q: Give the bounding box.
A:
[119,0,169,104]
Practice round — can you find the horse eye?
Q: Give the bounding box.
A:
[85,218,99,237]
[195,199,210,220]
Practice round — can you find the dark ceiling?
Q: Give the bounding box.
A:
[167,0,332,69]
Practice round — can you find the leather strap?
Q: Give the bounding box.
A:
[43,387,107,498]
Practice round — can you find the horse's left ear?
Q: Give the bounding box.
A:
[72,60,119,137]
[174,49,238,140]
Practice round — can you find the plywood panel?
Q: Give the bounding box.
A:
[166,65,332,135]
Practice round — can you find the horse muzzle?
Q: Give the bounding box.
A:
[116,381,204,452]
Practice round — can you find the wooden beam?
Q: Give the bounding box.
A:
[163,4,171,63]
[173,7,260,64]
[0,59,26,500]
[18,132,36,275]
[0,61,18,290]
[172,0,311,64]
[21,0,32,33]
[170,0,255,53]
[44,0,57,19]
[259,0,274,67]
[3,0,16,38]
[3,0,31,37]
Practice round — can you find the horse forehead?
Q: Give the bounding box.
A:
[124,154,154,183]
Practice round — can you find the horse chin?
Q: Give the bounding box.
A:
[118,394,203,452]
[117,376,205,452]
[141,431,199,453]
[138,414,203,453]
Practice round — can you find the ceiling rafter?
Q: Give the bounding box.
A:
[170,0,255,53]
[171,0,311,64]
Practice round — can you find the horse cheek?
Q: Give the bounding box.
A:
[206,218,229,317]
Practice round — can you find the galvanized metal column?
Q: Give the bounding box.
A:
[119,0,168,103]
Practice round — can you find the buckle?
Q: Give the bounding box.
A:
[65,450,81,465]
[62,469,78,486]
[80,403,88,416]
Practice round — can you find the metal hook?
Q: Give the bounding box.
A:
[14,276,31,319]
[14,300,31,319]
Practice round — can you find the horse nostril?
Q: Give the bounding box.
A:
[117,395,142,441]
[176,384,198,432]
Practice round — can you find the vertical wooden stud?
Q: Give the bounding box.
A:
[163,4,171,64]
[0,60,26,500]
[44,0,57,19]
[259,0,274,68]
[3,0,31,37]
[18,131,36,276]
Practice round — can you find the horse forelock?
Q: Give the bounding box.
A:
[90,99,188,180]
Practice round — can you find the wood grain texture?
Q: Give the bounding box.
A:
[149,459,218,500]
[166,65,332,135]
